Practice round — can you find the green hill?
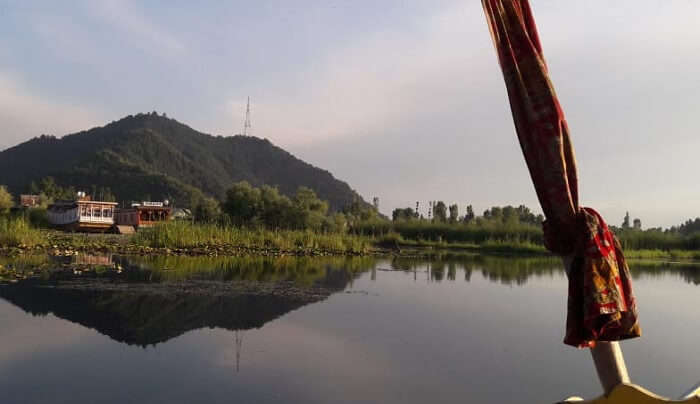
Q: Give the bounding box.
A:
[0,112,366,210]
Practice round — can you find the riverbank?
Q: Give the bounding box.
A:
[0,220,375,256]
[2,219,700,261]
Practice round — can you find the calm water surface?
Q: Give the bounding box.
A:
[1,254,698,403]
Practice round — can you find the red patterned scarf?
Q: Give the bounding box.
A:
[481,0,640,347]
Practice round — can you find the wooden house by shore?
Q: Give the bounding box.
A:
[47,193,118,232]
[19,194,42,208]
[115,201,171,230]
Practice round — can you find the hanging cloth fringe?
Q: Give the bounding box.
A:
[481,0,641,347]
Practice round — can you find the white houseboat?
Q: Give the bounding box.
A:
[47,192,118,232]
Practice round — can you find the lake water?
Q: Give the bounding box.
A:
[1,254,698,403]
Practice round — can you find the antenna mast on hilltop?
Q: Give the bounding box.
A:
[242,96,252,136]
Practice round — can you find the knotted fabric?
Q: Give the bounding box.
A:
[481,0,640,347]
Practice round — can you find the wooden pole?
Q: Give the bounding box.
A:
[562,256,630,395]
[590,342,630,395]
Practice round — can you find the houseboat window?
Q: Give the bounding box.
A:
[94,207,102,217]
[81,206,87,216]
[104,208,112,217]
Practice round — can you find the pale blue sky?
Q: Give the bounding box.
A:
[2,1,699,227]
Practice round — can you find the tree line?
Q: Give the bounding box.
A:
[25,177,117,205]
[222,181,378,232]
[392,203,543,226]
[7,177,700,252]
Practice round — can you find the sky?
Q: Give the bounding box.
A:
[1,0,699,228]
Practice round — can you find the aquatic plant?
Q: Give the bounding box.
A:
[0,217,47,247]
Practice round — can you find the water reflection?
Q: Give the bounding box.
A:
[1,253,698,349]
[628,260,700,285]
[390,255,562,285]
[0,283,310,347]
[0,255,377,347]
[386,254,700,286]
[2,253,699,287]
[1,253,699,404]
[0,254,378,286]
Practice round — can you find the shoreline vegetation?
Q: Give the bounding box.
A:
[2,216,700,262]
[2,181,700,261]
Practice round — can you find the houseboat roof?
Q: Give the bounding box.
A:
[49,200,119,208]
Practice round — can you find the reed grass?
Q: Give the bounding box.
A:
[354,220,544,245]
[0,217,47,247]
[131,221,371,253]
[376,231,545,255]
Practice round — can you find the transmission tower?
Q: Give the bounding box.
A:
[242,96,252,136]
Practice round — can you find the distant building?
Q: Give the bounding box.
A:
[115,201,172,230]
[171,208,192,221]
[633,218,642,230]
[19,194,42,208]
[47,193,118,233]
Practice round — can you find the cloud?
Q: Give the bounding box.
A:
[87,0,186,56]
[0,71,105,150]
[3,1,700,227]
[229,1,700,227]
[215,3,535,216]
[226,3,491,147]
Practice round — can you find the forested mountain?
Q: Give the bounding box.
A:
[0,112,366,210]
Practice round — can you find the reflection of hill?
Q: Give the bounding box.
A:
[0,255,375,346]
[0,285,316,346]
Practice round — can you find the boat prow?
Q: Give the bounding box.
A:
[559,382,700,404]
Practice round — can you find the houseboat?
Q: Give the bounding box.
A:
[47,192,118,232]
[115,201,171,230]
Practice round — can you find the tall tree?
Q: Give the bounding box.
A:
[193,196,220,223]
[433,201,447,222]
[392,207,415,222]
[293,187,328,230]
[0,185,13,213]
[448,204,459,223]
[223,181,261,225]
[464,205,475,223]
